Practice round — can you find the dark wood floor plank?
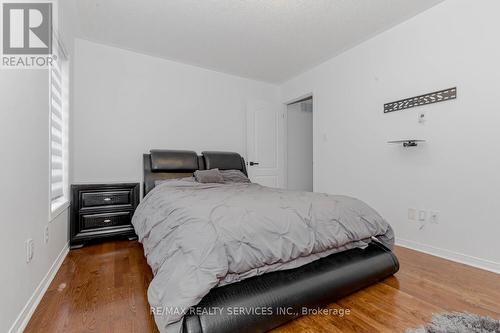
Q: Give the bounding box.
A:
[25,241,500,333]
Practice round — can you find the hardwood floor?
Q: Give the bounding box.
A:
[25,241,157,333]
[25,241,500,333]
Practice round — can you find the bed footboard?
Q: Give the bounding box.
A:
[182,242,399,333]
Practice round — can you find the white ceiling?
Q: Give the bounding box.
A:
[76,0,444,83]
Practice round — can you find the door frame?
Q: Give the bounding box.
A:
[282,93,314,191]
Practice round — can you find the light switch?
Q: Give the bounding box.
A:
[408,208,416,220]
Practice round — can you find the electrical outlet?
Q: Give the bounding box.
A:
[44,226,49,243]
[26,239,34,263]
[418,210,427,221]
[408,208,416,221]
[429,211,440,224]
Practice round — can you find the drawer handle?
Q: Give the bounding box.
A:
[103,219,112,223]
[103,198,112,201]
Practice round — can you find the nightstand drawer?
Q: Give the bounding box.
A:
[81,190,132,208]
[80,211,132,230]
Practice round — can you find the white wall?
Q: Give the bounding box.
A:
[0,70,68,333]
[286,101,313,191]
[280,0,500,272]
[0,1,77,331]
[72,39,279,186]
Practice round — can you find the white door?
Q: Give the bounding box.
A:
[246,100,284,188]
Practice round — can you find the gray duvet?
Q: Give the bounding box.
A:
[132,179,394,332]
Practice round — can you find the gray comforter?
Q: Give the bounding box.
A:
[132,179,394,332]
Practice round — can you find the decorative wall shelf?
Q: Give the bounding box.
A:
[387,140,426,147]
[384,87,457,113]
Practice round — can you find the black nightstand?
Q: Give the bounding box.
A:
[70,183,139,249]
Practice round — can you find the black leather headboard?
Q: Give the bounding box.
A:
[150,149,199,171]
[144,150,202,196]
[143,150,246,197]
[202,151,247,175]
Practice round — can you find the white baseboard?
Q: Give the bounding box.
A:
[8,243,69,333]
[396,238,500,274]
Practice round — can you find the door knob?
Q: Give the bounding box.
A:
[249,161,260,166]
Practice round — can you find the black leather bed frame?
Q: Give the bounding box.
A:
[142,150,399,333]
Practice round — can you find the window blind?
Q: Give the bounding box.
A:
[50,41,68,207]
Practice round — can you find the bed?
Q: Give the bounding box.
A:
[133,149,399,333]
